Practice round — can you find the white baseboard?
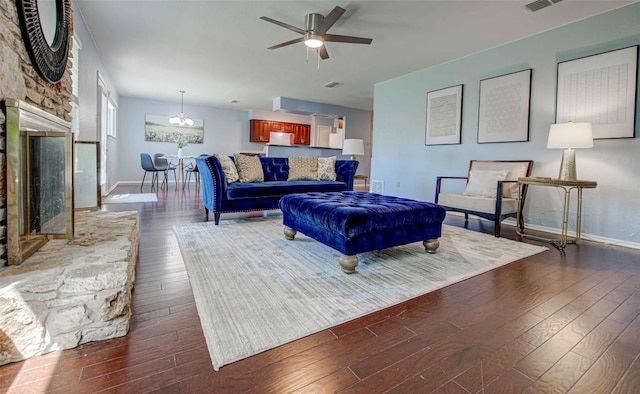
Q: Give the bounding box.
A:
[505,219,640,250]
[446,212,640,250]
[102,183,119,196]
[111,180,190,187]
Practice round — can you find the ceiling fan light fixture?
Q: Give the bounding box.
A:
[304,33,323,48]
[261,6,371,60]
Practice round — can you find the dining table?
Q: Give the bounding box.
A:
[161,154,197,189]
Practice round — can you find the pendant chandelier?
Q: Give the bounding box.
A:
[169,90,194,126]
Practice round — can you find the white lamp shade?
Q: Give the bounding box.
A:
[342,139,365,157]
[547,122,594,149]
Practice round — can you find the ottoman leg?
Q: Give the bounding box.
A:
[339,255,359,274]
[283,226,297,240]
[423,239,440,254]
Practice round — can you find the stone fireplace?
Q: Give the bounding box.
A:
[1,0,73,267]
[0,0,139,366]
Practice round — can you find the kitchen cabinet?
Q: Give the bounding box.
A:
[293,124,311,145]
[249,119,271,142]
[250,119,311,145]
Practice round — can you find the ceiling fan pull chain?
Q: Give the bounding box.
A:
[317,50,320,70]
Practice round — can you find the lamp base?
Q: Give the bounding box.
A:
[558,149,577,181]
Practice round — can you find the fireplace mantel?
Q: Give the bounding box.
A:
[4,99,73,265]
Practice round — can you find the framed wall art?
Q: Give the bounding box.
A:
[425,84,463,146]
[556,45,638,139]
[477,69,532,143]
[145,114,204,144]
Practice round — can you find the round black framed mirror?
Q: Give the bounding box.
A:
[17,0,72,83]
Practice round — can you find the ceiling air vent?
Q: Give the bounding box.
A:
[323,81,342,88]
[525,0,562,12]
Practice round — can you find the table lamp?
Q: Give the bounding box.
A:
[342,139,364,160]
[547,122,593,181]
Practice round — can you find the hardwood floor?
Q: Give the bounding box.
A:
[2,183,639,393]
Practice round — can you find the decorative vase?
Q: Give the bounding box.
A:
[177,148,183,158]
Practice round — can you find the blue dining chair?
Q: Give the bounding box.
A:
[153,153,177,188]
[183,154,209,190]
[140,153,166,191]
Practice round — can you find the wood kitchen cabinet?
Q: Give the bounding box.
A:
[250,119,310,144]
[270,122,294,132]
[270,122,283,132]
[292,124,311,145]
[249,119,271,142]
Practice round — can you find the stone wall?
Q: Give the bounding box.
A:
[0,0,73,267]
[0,210,139,365]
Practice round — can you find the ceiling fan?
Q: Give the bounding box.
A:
[260,6,372,60]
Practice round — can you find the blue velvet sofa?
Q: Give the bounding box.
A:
[196,155,359,224]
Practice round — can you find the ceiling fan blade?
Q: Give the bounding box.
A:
[268,37,305,50]
[317,6,346,34]
[318,46,329,60]
[260,16,305,35]
[323,34,372,45]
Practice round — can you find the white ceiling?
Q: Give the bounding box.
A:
[75,0,635,112]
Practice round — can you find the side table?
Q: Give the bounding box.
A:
[354,174,369,191]
[516,177,597,249]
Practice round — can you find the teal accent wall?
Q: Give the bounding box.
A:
[372,3,640,245]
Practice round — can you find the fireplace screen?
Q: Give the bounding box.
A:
[27,132,70,235]
[5,99,73,265]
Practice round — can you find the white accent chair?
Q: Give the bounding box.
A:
[435,160,534,237]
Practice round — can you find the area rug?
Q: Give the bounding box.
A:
[103,193,158,204]
[174,217,547,371]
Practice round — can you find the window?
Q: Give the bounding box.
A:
[97,73,118,187]
[107,97,117,138]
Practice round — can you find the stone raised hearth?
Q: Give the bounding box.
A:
[0,210,139,365]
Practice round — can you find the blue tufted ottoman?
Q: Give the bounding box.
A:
[278,191,446,274]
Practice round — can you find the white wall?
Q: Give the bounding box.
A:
[372,3,640,246]
[74,2,118,141]
[276,97,373,176]
[116,96,374,183]
[74,2,119,190]
[249,109,311,125]
[116,96,261,182]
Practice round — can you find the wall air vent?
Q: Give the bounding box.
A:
[370,180,384,194]
[323,81,342,88]
[525,0,562,12]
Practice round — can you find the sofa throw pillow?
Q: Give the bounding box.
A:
[318,156,337,181]
[213,153,239,183]
[288,156,319,181]
[462,170,508,198]
[234,153,264,183]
